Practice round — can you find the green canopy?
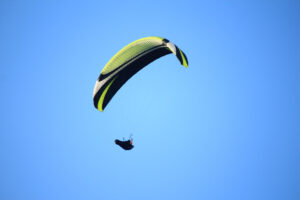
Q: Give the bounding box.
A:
[93,36,188,111]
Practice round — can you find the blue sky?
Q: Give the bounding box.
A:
[0,1,299,200]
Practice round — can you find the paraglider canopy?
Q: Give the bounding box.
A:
[115,139,134,150]
[93,36,188,111]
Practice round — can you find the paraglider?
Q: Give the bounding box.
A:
[93,36,188,150]
[115,138,134,150]
[93,36,188,111]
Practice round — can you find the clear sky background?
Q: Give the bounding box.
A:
[0,1,299,200]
